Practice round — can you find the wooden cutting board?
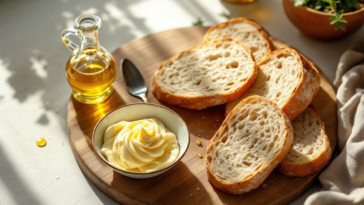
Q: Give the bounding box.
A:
[67,27,337,205]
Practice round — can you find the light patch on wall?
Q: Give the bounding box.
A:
[82,8,98,14]
[128,0,193,32]
[101,13,110,22]
[62,11,73,19]
[104,2,144,37]
[62,11,74,28]
[30,57,48,79]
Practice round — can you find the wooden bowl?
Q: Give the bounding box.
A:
[282,0,364,40]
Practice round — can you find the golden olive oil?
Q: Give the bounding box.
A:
[36,138,47,147]
[66,47,117,104]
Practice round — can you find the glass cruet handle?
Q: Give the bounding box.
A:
[61,28,81,52]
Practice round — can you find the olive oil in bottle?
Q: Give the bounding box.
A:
[62,14,117,104]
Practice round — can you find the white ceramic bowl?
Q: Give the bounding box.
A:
[92,103,190,179]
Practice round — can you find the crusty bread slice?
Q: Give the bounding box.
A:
[206,96,293,195]
[277,105,331,177]
[151,38,257,110]
[203,17,274,63]
[225,47,320,121]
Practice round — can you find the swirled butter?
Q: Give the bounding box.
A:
[101,118,180,173]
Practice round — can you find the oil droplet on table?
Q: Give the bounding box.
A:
[36,138,47,147]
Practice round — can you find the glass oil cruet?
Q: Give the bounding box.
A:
[62,14,116,104]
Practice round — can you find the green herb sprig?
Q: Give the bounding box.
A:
[219,11,233,20]
[192,17,204,26]
[330,10,347,31]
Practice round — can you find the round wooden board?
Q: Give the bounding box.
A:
[67,27,337,205]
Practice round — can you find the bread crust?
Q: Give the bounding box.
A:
[206,96,293,195]
[203,17,275,62]
[225,48,320,122]
[279,48,321,121]
[151,38,258,110]
[277,105,331,177]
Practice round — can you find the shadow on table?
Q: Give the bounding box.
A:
[110,161,212,204]
[81,171,120,205]
[213,170,319,205]
[0,143,39,204]
[71,89,126,150]
[163,102,226,140]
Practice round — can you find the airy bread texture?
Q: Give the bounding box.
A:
[206,96,293,195]
[225,48,320,121]
[152,38,257,109]
[203,17,274,63]
[277,105,331,177]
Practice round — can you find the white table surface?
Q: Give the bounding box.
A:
[0,0,362,204]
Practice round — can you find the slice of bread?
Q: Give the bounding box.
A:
[151,38,257,110]
[277,105,331,177]
[225,48,320,121]
[206,96,293,195]
[203,17,274,63]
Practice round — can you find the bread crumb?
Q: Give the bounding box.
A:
[197,187,200,191]
[56,176,59,179]
[202,117,205,119]
[190,194,193,197]
[216,119,219,121]
[45,168,47,170]
[263,184,267,188]
[14,131,17,134]
[55,110,59,113]
[48,137,51,139]
[198,123,200,125]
